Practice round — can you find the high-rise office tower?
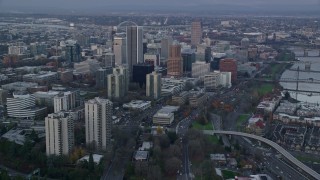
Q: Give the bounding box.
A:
[191,21,202,46]
[146,71,161,99]
[161,37,172,59]
[65,40,81,63]
[53,91,77,113]
[30,42,48,56]
[205,47,212,63]
[167,44,183,77]
[45,112,74,155]
[113,37,127,65]
[96,68,113,89]
[102,53,115,68]
[132,64,154,88]
[107,73,125,99]
[85,97,112,151]
[182,49,196,76]
[126,26,143,77]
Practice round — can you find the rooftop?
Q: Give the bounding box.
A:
[78,154,103,164]
[1,129,26,145]
[134,151,148,161]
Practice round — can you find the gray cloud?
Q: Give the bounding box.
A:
[0,0,319,13]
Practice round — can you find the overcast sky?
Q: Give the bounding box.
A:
[1,0,320,14]
[1,0,319,6]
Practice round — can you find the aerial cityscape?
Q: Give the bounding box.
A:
[0,0,320,180]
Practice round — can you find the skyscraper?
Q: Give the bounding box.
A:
[108,73,125,99]
[102,53,115,68]
[205,47,212,63]
[96,68,113,89]
[133,64,154,88]
[146,71,162,100]
[85,97,112,151]
[182,49,196,76]
[161,37,172,59]
[107,73,124,99]
[113,37,126,65]
[167,44,183,77]
[45,112,74,155]
[113,66,129,93]
[65,40,81,63]
[126,26,143,77]
[191,21,202,46]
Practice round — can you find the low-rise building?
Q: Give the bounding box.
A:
[256,96,281,114]
[204,72,221,91]
[210,154,227,165]
[78,154,104,164]
[2,82,38,92]
[134,151,149,161]
[138,142,153,151]
[1,129,26,145]
[189,91,207,108]
[23,71,58,84]
[273,113,320,127]
[161,84,181,97]
[161,78,196,97]
[172,91,189,105]
[7,92,47,119]
[153,106,179,125]
[204,71,232,91]
[123,100,151,111]
[153,109,174,125]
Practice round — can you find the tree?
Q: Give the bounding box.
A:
[189,140,205,160]
[184,81,194,91]
[147,165,162,180]
[158,135,170,149]
[29,129,40,143]
[156,126,163,135]
[167,132,177,144]
[153,145,162,161]
[0,170,10,180]
[124,164,135,179]
[164,157,182,175]
[88,153,94,172]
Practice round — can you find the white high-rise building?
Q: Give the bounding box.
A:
[107,73,124,99]
[113,37,127,65]
[85,97,112,151]
[146,71,161,99]
[54,91,76,113]
[219,72,232,88]
[45,112,74,155]
[113,66,129,93]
